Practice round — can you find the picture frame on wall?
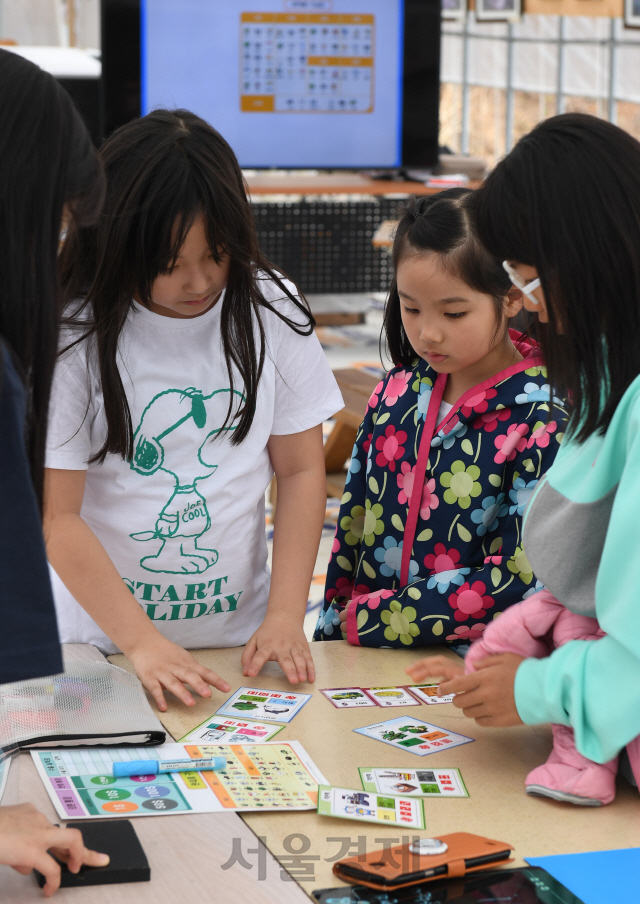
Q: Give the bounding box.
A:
[475,0,521,21]
[625,0,640,28]
[442,0,467,21]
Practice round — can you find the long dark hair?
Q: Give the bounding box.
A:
[384,189,512,366]
[0,49,104,507]
[473,112,640,442]
[59,109,314,463]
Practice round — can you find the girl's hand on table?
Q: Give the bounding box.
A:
[0,803,109,897]
[405,655,465,684]
[439,653,525,727]
[127,636,230,712]
[242,616,316,685]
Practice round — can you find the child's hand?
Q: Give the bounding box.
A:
[338,601,349,623]
[438,653,525,727]
[405,655,465,685]
[127,636,231,712]
[241,616,316,685]
[0,803,109,897]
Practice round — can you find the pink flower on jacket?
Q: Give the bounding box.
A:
[326,577,369,604]
[382,370,412,406]
[353,588,394,610]
[368,380,384,408]
[460,388,497,417]
[527,420,557,449]
[362,432,373,454]
[448,580,495,622]
[332,524,341,554]
[494,423,530,463]
[396,462,439,519]
[375,425,407,472]
[424,543,461,574]
[473,407,511,433]
[446,623,487,642]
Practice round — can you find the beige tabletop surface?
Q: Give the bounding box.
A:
[0,644,309,903]
[108,641,640,895]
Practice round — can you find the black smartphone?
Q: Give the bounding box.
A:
[34,819,150,888]
[313,866,584,904]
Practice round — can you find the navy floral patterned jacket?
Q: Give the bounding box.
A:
[313,333,568,649]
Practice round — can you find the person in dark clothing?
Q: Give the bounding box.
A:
[0,48,109,894]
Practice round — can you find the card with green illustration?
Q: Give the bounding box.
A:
[215,687,311,723]
[354,716,474,756]
[359,767,468,798]
[179,715,284,743]
[317,785,426,829]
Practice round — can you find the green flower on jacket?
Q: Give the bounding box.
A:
[507,546,534,584]
[525,365,547,378]
[363,499,385,546]
[440,460,482,509]
[341,505,366,545]
[381,600,420,645]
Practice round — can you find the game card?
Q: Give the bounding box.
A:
[354,717,474,757]
[179,716,283,744]
[214,687,311,723]
[318,785,426,829]
[321,688,377,709]
[363,686,421,707]
[359,767,469,798]
[408,683,456,705]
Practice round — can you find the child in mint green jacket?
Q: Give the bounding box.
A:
[408,112,640,802]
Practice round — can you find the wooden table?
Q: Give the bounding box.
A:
[325,368,379,497]
[105,642,640,895]
[0,645,309,904]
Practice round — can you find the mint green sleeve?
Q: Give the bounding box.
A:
[515,403,640,764]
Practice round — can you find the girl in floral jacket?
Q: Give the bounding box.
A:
[314,188,567,650]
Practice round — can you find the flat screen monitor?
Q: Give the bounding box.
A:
[102,0,441,169]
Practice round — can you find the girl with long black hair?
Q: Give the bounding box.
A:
[0,48,108,893]
[408,112,640,798]
[45,109,342,711]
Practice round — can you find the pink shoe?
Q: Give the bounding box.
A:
[525,723,618,806]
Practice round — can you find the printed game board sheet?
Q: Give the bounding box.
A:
[317,786,426,829]
[363,687,420,707]
[354,717,475,757]
[215,687,311,723]
[32,741,327,820]
[359,768,469,798]
[179,715,283,743]
[408,683,456,705]
[320,688,377,709]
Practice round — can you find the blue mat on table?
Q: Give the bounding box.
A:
[526,847,640,903]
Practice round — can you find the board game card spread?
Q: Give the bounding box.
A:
[321,688,377,709]
[363,687,420,707]
[318,786,426,829]
[354,717,474,757]
[359,767,469,798]
[215,687,311,723]
[32,741,327,820]
[408,684,456,705]
[179,716,283,744]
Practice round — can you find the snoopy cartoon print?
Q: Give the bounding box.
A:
[129,386,244,574]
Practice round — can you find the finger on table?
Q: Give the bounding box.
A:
[405,655,465,683]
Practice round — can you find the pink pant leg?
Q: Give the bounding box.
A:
[465,591,618,806]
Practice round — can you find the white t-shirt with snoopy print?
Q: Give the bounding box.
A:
[46,276,343,654]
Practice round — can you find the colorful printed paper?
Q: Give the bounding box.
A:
[408,683,456,705]
[179,715,283,743]
[32,741,326,820]
[354,717,474,756]
[321,688,377,709]
[363,687,420,707]
[359,767,468,798]
[318,785,426,829]
[214,687,311,723]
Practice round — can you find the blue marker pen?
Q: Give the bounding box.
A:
[113,756,227,777]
